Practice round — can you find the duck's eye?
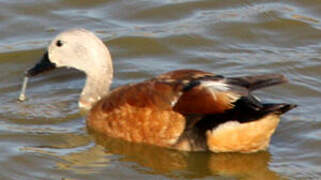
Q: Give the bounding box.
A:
[56,40,63,47]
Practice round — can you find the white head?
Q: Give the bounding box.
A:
[27,28,114,110]
[48,29,113,77]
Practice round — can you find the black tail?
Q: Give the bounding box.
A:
[227,74,288,91]
[195,103,297,133]
[227,96,297,123]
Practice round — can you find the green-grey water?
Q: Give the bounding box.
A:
[0,0,320,179]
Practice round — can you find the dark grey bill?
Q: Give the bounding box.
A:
[26,51,56,77]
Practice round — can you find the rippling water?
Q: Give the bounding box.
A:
[0,0,320,179]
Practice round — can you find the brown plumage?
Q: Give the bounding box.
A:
[25,29,297,153]
[88,69,296,152]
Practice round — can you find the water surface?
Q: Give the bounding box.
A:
[0,0,320,179]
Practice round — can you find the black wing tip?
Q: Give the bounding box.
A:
[265,73,288,85]
[228,73,289,91]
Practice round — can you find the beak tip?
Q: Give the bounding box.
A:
[25,67,38,77]
[26,51,56,77]
[24,70,31,77]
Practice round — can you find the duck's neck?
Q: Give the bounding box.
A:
[79,67,113,110]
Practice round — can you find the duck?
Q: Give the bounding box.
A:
[25,28,296,153]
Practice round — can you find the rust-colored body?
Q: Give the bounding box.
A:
[88,81,186,147]
[87,69,295,152]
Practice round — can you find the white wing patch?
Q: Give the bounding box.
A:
[200,80,230,91]
[201,80,241,103]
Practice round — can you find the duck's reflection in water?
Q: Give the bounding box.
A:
[90,131,281,179]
